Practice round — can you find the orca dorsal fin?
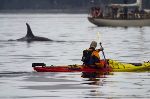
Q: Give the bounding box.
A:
[25,23,34,38]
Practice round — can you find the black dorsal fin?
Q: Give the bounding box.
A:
[25,23,34,38]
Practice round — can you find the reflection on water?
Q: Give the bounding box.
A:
[82,78,103,86]
[81,71,108,78]
[0,14,150,99]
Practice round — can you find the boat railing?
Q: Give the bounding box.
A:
[89,12,150,20]
[88,6,150,20]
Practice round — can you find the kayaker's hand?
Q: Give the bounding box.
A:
[100,47,104,51]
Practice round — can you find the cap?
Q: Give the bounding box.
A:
[90,41,97,49]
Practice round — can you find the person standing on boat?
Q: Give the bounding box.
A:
[81,41,104,68]
[111,6,118,19]
[123,7,128,19]
[123,0,128,19]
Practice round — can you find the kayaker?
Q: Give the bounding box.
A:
[81,41,104,68]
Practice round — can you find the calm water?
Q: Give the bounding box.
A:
[0,14,150,99]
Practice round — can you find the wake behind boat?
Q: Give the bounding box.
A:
[88,0,150,27]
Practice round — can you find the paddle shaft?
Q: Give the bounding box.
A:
[100,43,106,59]
[99,42,108,67]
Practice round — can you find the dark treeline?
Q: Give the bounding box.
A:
[0,0,149,13]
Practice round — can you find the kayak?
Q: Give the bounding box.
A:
[33,65,112,72]
[109,59,150,72]
[32,60,112,73]
[32,60,150,72]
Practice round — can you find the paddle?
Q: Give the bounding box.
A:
[96,32,108,67]
[99,42,108,68]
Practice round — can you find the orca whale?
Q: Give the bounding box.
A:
[16,23,53,42]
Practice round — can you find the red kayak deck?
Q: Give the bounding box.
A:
[32,60,112,72]
[33,65,112,72]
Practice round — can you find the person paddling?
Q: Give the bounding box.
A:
[81,41,104,68]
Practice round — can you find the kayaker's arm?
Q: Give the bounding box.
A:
[97,47,104,52]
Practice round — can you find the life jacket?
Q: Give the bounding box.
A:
[91,50,100,59]
[90,50,100,66]
[81,49,100,65]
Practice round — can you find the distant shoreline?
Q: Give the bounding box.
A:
[0,9,89,14]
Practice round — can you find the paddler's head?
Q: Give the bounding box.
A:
[90,41,97,49]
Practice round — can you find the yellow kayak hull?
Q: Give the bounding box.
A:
[109,59,150,72]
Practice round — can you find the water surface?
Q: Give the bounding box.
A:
[0,14,149,99]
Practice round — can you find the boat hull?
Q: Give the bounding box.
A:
[88,17,150,27]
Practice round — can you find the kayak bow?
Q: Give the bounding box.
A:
[109,59,150,72]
